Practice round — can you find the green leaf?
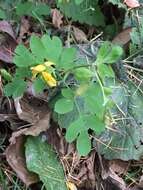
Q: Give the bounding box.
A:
[0,9,6,19]
[4,78,27,98]
[4,82,15,97]
[30,35,47,62]
[85,115,105,135]
[75,0,84,4]
[106,45,123,64]
[98,82,143,160]
[74,68,93,82]
[0,69,12,82]
[54,98,74,114]
[66,117,85,142]
[16,2,50,17]
[16,2,34,16]
[15,67,31,79]
[32,3,50,16]
[41,35,63,63]
[61,88,74,99]
[53,97,84,130]
[96,42,123,64]
[58,48,76,69]
[25,136,67,190]
[33,77,46,93]
[97,64,115,83]
[130,28,141,45]
[77,131,91,156]
[57,0,105,26]
[14,44,36,67]
[84,83,105,119]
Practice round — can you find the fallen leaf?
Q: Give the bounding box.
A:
[112,28,132,46]
[14,95,49,124]
[25,135,67,190]
[0,21,17,63]
[124,0,140,8]
[45,124,96,189]
[109,160,129,175]
[51,9,63,29]
[72,26,88,43]
[102,168,126,190]
[18,17,30,43]
[0,41,16,63]
[0,21,16,40]
[6,136,39,186]
[9,111,51,144]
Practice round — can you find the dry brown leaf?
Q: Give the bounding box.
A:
[51,9,63,29]
[72,26,88,43]
[0,21,16,40]
[109,160,129,175]
[45,124,96,189]
[102,161,126,190]
[14,95,49,124]
[9,111,51,144]
[112,28,132,46]
[0,21,17,63]
[103,168,126,190]
[124,0,140,8]
[5,94,51,143]
[6,136,39,186]
[18,17,30,43]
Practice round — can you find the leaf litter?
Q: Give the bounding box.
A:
[2,43,143,190]
[0,2,143,190]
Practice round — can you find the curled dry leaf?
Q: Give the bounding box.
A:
[72,26,88,43]
[9,110,51,144]
[14,95,49,124]
[6,136,39,186]
[6,95,51,186]
[51,9,63,29]
[112,28,132,46]
[103,168,126,190]
[109,160,129,175]
[9,95,51,143]
[102,161,126,190]
[0,21,16,40]
[0,21,17,63]
[124,0,140,8]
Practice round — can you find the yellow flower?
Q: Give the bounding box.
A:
[30,61,57,87]
[31,64,46,78]
[42,71,57,87]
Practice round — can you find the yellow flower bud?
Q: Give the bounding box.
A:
[42,71,57,87]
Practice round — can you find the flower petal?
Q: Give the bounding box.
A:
[42,71,57,87]
[31,64,46,73]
